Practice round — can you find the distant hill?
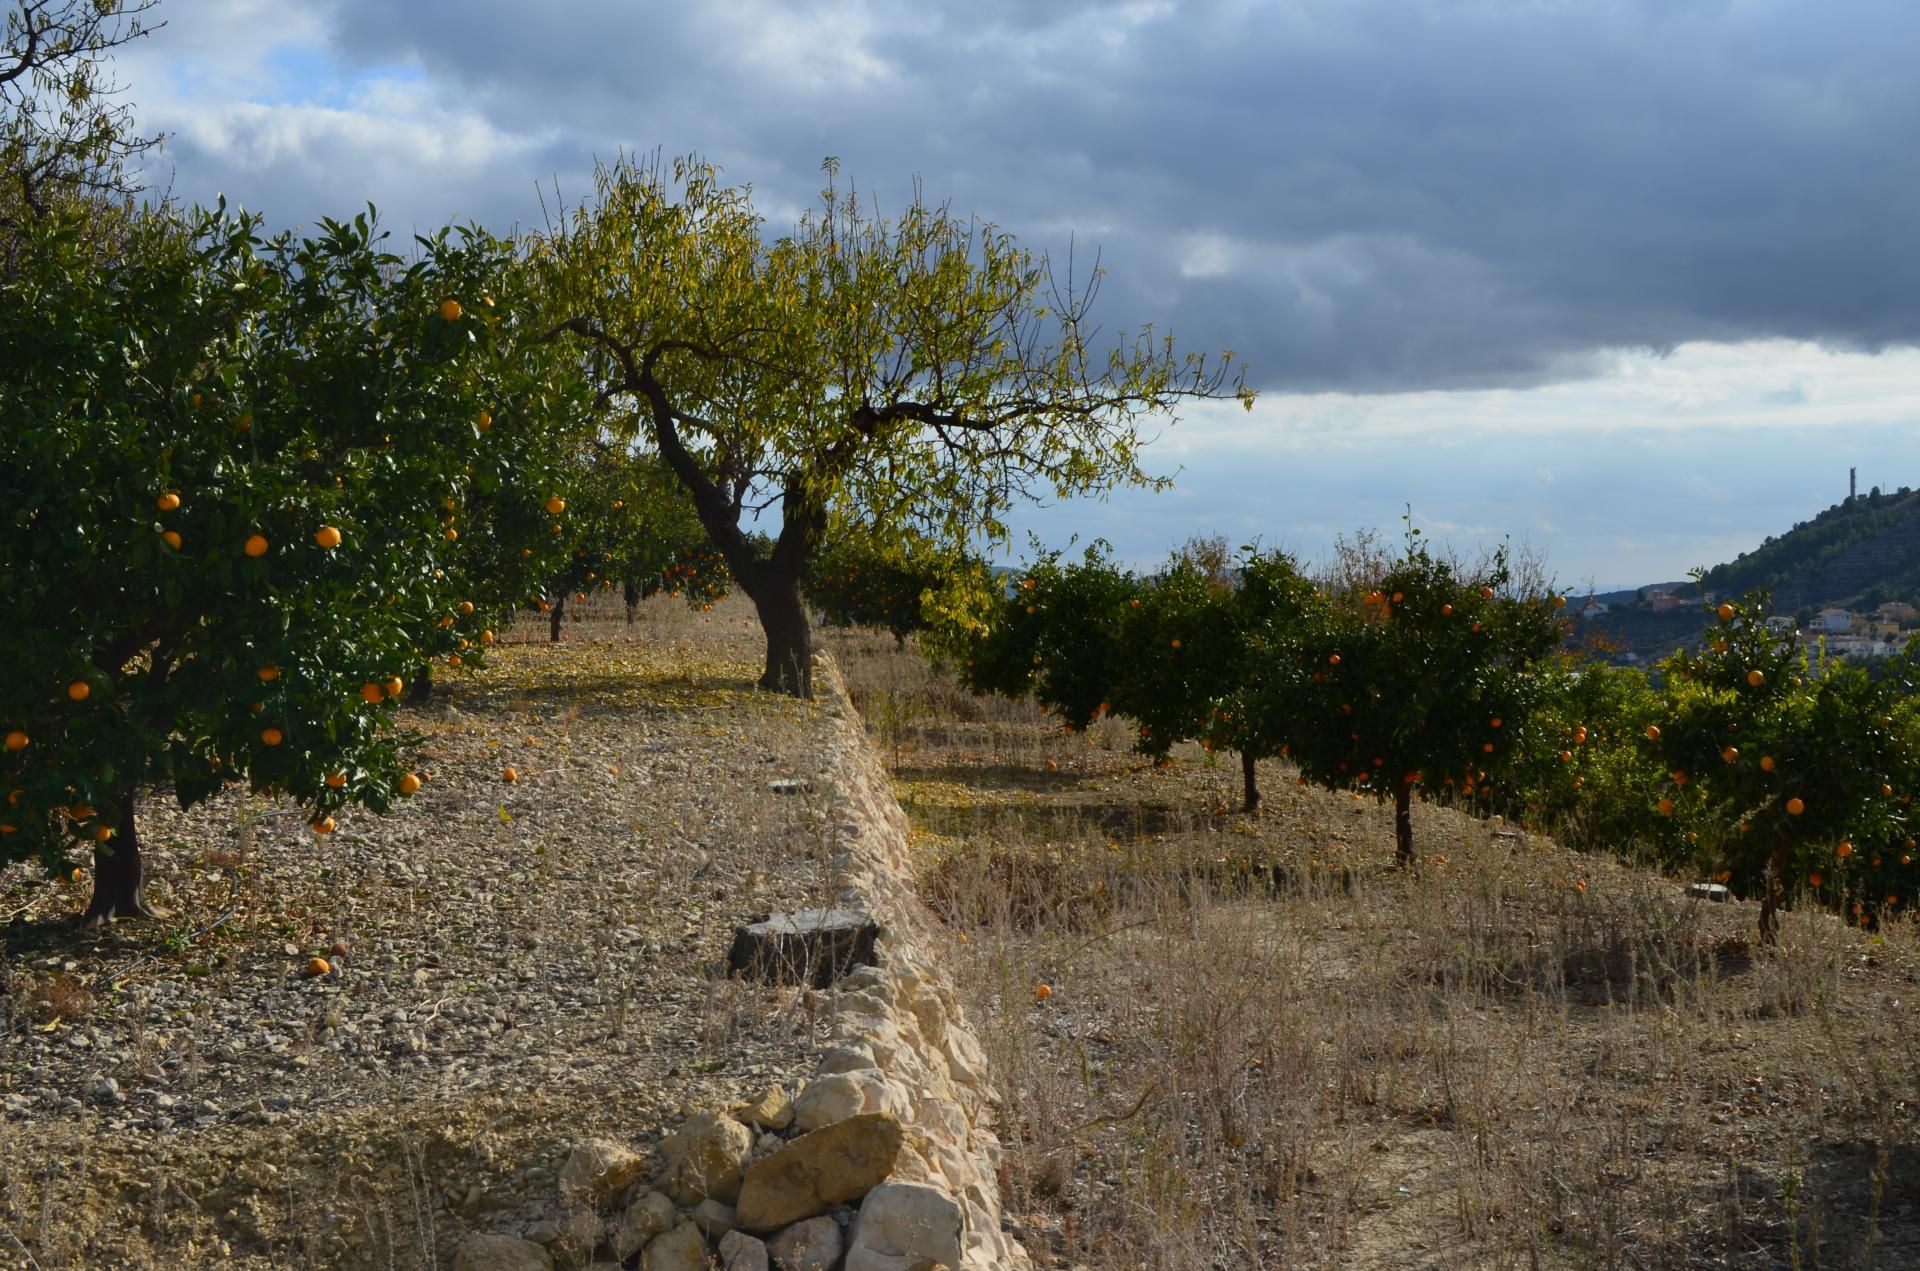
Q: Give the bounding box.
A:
[1703,485,1920,614]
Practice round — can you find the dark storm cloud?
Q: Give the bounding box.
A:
[145,0,1920,393]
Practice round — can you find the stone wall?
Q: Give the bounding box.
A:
[803,656,1031,1271]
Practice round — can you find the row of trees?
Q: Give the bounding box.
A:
[814,533,1920,942]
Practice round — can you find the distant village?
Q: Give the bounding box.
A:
[1575,587,1918,664]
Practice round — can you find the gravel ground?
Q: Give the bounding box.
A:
[0,597,855,1269]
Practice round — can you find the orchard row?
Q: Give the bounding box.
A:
[813,534,1920,942]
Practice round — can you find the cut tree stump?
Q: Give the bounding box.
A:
[727,910,880,988]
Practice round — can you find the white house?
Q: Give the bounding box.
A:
[1815,608,1854,635]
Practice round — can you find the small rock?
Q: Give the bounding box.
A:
[691,1197,739,1239]
[765,1215,843,1271]
[1687,882,1731,902]
[86,1076,123,1105]
[767,778,814,795]
[718,1229,771,1271]
[736,1085,794,1132]
[559,1139,647,1207]
[736,1113,904,1233]
[640,1221,708,1271]
[661,1110,754,1204]
[613,1190,679,1261]
[452,1233,555,1271]
[844,1182,963,1271]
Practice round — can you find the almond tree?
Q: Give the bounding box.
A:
[538,155,1251,697]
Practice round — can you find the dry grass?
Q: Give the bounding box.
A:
[823,626,1920,1271]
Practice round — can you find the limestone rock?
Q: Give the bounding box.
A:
[735,1112,905,1233]
[844,1182,964,1271]
[613,1190,679,1261]
[794,1069,910,1131]
[817,1043,877,1075]
[640,1221,710,1271]
[558,1139,646,1207]
[453,1233,555,1271]
[736,1084,795,1132]
[765,1215,844,1271]
[662,1110,754,1204]
[719,1229,771,1271]
[692,1197,739,1239]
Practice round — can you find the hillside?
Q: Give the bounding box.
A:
[1704,485,1920,612]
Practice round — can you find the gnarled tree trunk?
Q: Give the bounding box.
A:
[624,578,641,624]
[1241,750,1261,814]
[742,566,813,697]
[82,786,154,927]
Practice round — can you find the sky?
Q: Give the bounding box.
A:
[97,0,1920,589]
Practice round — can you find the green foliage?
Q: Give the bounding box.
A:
[1250,534,1567,859]
[1704,487,1920,603]
[1650,594,1920,934]
[538,446,727,615]
[0,201,581,907]
[537,153,1252,694]
[960,544,1139,731]
[805,534,986,644]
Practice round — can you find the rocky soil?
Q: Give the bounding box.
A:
[0,600,866,1268]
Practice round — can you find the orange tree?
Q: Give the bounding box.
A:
[805,532,991,647]
[1492,658,1683,861]
[1262,533,1567,865]
[0,202,581,923]
[955,543,1140,729]
[538,155,1249,698]
[1112,548,1319,813]
[532,444,727,639]
[1650,595,1920,941]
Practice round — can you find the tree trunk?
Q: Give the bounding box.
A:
[1394,783,1414,866]
[548,592,566,643]
[749,570,813,698]
[82,786,155,927]
[624,578,640,625]
[1241,750,1261,814]
[1759,841,1791,945]
[408,663,432,704]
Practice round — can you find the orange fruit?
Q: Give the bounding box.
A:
[1759,755,1775,772]
[398,773,422,796]
[1716,603,1734,622]
[1032,983,1053,1001]
[1328,653,1341,666]
[1170,638,1182,650]
[1672,771,1688,785]
[1490,717,1502,728]
[315,526,343,549]
[67,681,90,702]
[444,527,459,541]
[1786,797,1805,816]
[384,677,405,698]
[544,496,566,515]
[1553,595,1567,607]
[502,767,519,783]
[439,299,463,321]
[480,631,494,645]
[1713,639,1729,654]
[1440,603,1453,617]
[156,492,181,512]
[1559,750,1573,762]
[161,530,182,551]
[325,772,347,788]
[446,654,463,667]
[260,727,283,746]
[244,533,270,557]
[360,683,384,704]
[1481,587,1495,600]
[311,816,336,835]
[1658,798,1674,817]
[475,410,492,431]
[305,956,332,976]
[4,731,27,752]
[1837,841,1854,858]
[258,665,280,682]
[1722,747,1738,764]
[1645,725,1661,741]
[1746,669,1764,688]
[1808,871,1823,887]
[459,601,475,615]
[250,701,265,714]
[1482,742,1495,753]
